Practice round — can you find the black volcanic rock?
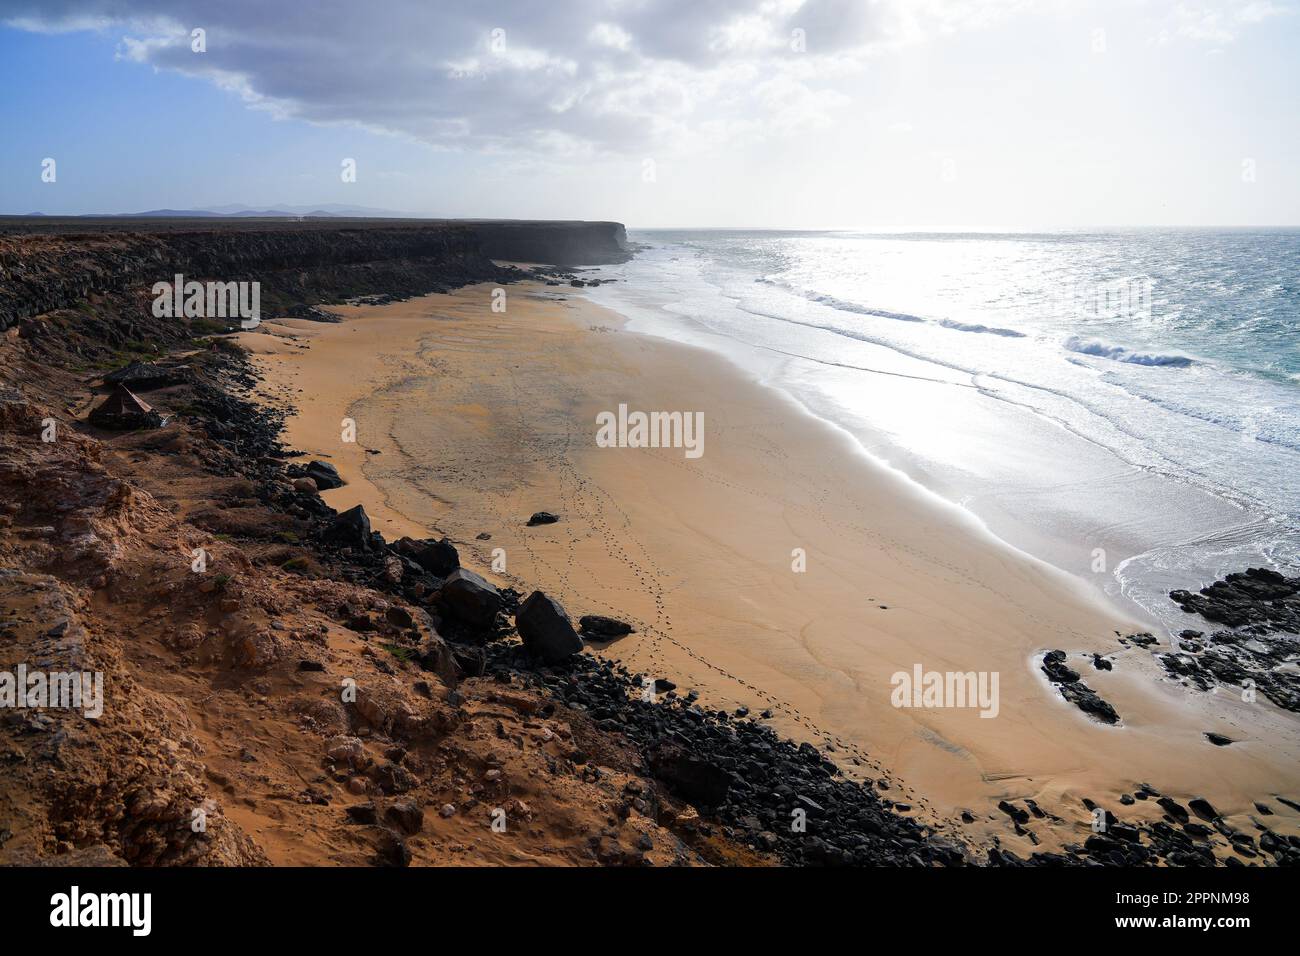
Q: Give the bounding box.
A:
[1157,797,1190,824]
[515,591,584,664]
[324,504,371,550]
[305,460,344,490]
[648,743,731,809]
[438,568,501,629]
[1057,681,1120,724]
[1040,650,1120,723]
[1041,650,1080,684]
[1163,568,1300,713]
[526,511,559,526]
[998,800,1030,825]
[578,615,634,638]
[103,359,190,390]
[394,536,459,576]
[1169,567,1300,631]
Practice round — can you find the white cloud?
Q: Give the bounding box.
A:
[1,0,1288,159]
[1166,0,1290,44]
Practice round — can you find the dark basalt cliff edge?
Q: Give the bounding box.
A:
[0,218,630,331]
[463,219,630,266]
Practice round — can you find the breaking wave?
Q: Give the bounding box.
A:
[1063,336,1194,368]
[938,319,1026,338]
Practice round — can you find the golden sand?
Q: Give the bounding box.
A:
[242,283,1300,854]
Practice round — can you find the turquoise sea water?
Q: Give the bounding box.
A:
[586,228,1300,630]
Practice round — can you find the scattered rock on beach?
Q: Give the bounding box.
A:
[1160,568,1300,713]
[997,800,1030,825]
[1040,650,1119,724]
[305,460,345,490]
[526,511,559,526]
[1170,567,1300,629]
[1041,650,1080,684]
[1157,797,1190,824]
[578,614,634,638]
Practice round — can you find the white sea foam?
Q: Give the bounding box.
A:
[587,228,1300,633]
[1062,335,1194,367]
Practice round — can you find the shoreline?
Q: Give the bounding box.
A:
[584,239,1300,641]
[244,281,1300,856]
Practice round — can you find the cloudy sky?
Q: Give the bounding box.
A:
[1,0,1296,227]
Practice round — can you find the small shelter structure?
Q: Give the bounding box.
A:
[88,385,164,430]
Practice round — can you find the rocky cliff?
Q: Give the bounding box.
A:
[464,219,630,265]
[0,218,630,332]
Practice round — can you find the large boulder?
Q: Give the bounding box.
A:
[515,591,584,664]
[394,536,459,576]
[324,505,371,550]
[438,568,501,629]
[305,460,345,490]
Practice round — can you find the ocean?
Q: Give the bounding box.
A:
[586,228,1300,632]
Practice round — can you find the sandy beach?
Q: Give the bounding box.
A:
[243,282,1300,855]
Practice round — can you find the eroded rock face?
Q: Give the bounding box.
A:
[0,571,268,866]
[515,591,584,664]
[0,220,630,333]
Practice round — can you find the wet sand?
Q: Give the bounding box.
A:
[242,283,1300,856]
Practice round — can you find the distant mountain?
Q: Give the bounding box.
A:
[196,203,411,218]
[123,209,225,218]
[10,204,417,219]
[4,203,417,219]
